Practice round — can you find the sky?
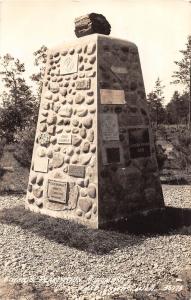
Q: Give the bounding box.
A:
[0,0,191,104]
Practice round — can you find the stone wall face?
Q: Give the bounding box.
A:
[26,35,99,228]
[26,33,164,228]
[97,35,164,227]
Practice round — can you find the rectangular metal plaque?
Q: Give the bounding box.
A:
[68,165,85,178]
[76,79,91,90]
[47,180,68,203]
[34,157,48,173]
[60,54,78,75]
[101,113,119,141]
[127,115,143,126]
[106,147,120,163]
[58,134,72,144]
[128,128,151,158]
[111,66,128,74]
[100,89,125,104]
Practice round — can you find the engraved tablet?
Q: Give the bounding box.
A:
[101,113,119,141]
[76,79,91,90]
[47,180,68,203]
[100,89,125,104]
[128,128,151,158]
[60,54,78,75]
[58,134,72,144]
[69,165,85,178]
[34,157,49,173]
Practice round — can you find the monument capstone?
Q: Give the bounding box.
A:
[26,13,164,228]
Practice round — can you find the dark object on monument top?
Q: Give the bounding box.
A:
[74,13,111,38]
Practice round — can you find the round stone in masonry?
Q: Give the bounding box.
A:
[69,48,75,55]
[28,184,32,192]
[79,65,84,71]
[89,56,96,64]
[39,125,47,135]
[54,51,60,57]
[72,128,79,134]
[85,211,91,219]
[79,73,85,78]
[54,57,60,64]
[73,74,78,80]
[30,174,37,184]
[86,97,94,105]
[28,196,35,204]
[36,175,44,186]
[33,186,43,198]
[61,50,68,56]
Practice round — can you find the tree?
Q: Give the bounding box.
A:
[172,35,191,90]
[171,36,191,128]
[166,91,189,124]
[147,78,166,126]
[30,45,48,101]
[0,54,38,142]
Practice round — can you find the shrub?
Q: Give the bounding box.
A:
[155,143,167,170]
[13,125,36,168]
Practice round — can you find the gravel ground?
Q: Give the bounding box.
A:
[0,185,191,299]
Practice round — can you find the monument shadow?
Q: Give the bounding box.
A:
[0,204,191,255]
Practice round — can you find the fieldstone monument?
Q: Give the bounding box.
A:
[26,14,164,228]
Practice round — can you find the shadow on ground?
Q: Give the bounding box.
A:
[104,206,191,234]
[0,205,191,255]
[0,205,142,255]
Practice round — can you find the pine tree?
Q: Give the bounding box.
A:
[147,78,166,126]
[0,54,38,142]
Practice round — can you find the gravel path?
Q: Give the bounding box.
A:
[0,186,191,299]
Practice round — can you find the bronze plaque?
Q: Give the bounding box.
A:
[58,134,72,144]
[111,65,128,74]
[100,89,125,104]
[47,180,68,203]
[68,165,85,178]
[128,128,151,158]
[106,147,120,163]
[101,113,119,141]
[76,79,91,90]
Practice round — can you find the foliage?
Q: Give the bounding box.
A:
[0,54,38,143]
[166,91,189,124]
[30,45,48,101]
[13,126,36,168]
[147,78,166,125]
[171,129,191,173]
[155,143,167,171]
[172,35,191,91]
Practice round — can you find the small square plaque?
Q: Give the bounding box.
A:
[58,134,72,144]
[47,180,68,203]
[60,54,78,75]
[100,89,125,104]
[68,165,85,178]
[76,79,91,90]
[34,157,49,173]
[106,147,120,163]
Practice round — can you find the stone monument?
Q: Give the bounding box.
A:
[26,14,164,228]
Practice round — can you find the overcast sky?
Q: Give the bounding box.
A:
[0,0,190,103]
